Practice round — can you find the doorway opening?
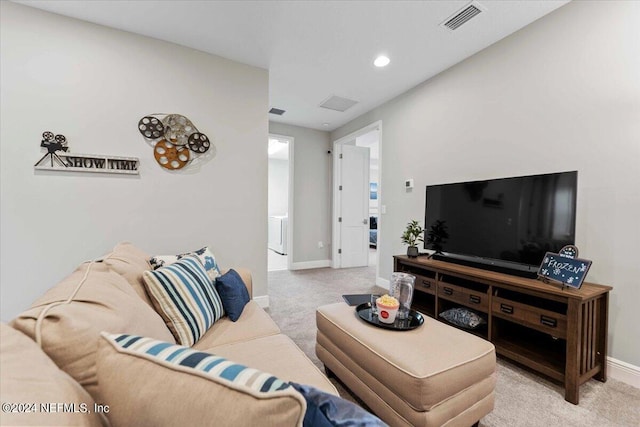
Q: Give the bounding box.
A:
[268,134,294,272]
[332,121,381,274]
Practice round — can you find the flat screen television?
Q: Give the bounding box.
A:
[424,171,577,278]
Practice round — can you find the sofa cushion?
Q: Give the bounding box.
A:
[101,241,155,307]
[0,322,105,427]
[149,246,221,282]
[215,269,251,321]
[206,334,339,395]
[142,255,225,346]
[10,261,175,401]
[96,333,306,427]
[193,300,280,349]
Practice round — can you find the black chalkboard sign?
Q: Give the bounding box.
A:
[537,252,592,289]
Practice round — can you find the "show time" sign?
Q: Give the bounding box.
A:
[34,131,139,175]
[35,153,140,175]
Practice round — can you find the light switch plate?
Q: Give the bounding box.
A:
[405,179,414,189]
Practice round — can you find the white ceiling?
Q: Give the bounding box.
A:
[17,0,569,131]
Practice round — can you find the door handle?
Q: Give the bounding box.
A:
[363,219,368,224]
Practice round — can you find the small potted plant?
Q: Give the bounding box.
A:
[426,219,449,257]
[401,220,424,258]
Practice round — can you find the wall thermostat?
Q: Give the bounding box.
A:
[405,179,414,190]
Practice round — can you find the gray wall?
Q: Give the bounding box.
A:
[269,122,332,266]
[332,1,640,365]
[0,2,269,320]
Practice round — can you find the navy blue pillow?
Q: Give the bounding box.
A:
[290,382,387,427]
[214,269,250,322]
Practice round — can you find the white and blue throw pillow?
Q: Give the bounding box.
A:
[142,255,224,346]
[97,333,307,426]
[149,246,221,282]
[105,333,291,392]
[100,334,385,427]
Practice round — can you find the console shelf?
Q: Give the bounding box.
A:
[394,255,612,404]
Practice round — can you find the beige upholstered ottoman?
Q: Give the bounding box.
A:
[316,302,496,427]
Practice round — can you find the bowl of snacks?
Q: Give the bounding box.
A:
[376,294,400,324]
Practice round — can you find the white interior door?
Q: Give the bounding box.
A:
[340,144,370,268]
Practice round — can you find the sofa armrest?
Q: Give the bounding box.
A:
[224,268,252,299]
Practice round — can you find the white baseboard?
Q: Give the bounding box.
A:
[290,260,331,270]
[253,295,270,309]
[608,357,640,389]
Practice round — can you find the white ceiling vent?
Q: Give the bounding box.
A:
[319,95,359,112]
[441,1,485,30]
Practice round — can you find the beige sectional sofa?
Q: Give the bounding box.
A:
[1,242,337,426]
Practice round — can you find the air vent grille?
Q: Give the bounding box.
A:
[319,95,358,113]
[269,107,286,116]
[442,2,484,30]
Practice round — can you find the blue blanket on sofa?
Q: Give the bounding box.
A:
[290,382,387,426]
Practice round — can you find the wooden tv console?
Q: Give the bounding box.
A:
[394,255,612,404]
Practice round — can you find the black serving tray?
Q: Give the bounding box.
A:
[342,293,375,306]
[355,302,424,331]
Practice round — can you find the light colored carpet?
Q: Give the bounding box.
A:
[268,248,288,271]
[267,266,640,427]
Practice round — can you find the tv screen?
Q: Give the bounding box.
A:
[424,171,577,277]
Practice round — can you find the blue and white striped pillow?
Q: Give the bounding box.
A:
[142,255,224,346]
[105,334,291,393]
[149,246,221,282]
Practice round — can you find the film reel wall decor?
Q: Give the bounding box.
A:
[138,114,214,171]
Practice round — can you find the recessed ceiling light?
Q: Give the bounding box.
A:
[374,55,390,67]
[323,123,330,127]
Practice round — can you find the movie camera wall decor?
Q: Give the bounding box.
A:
[34,131,139,175]
[137,114,214,171]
